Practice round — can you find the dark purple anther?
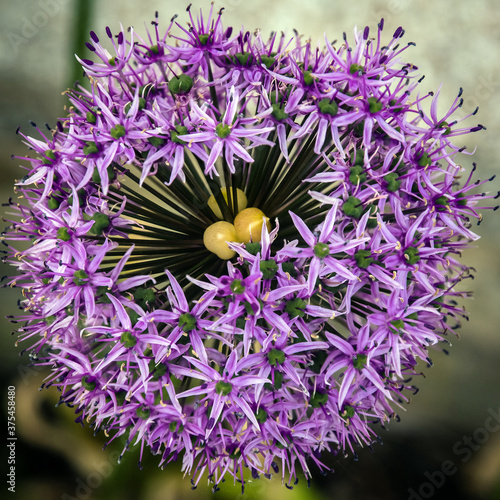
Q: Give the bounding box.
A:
[394,26,404,38]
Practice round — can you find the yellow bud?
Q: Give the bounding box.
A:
[207,187,247,219]
[234,208,270,243]
[203,221,238,260]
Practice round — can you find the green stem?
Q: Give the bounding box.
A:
[69,0,95,89]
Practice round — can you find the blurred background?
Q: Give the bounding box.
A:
[1,1,499,499]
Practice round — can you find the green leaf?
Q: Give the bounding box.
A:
[404,246,420,265]
[349,165,367,184]
[267,348,286,366]
[110,124,126,139]
[92,165,115,184]
[120,331,137,348]
[260,56,275,68]
[126,307,140,326]
[215,123,231,139]
[168,74,194,94]
[198,34,209,46]
[349,63,364,74]
[134,287,156,309]
[273,371,283,390]
[435,196,449,211]
[342,405,355,419]
[418,152,432,167]
[260,259,278,279]
[148,135,166,148]
[124,97,146,114]
[48,196,61,210]
[256,407,268,423]
[353,354,367,370]
[136,406,150,420]
[354,250,374,269]
[57,227,71,242]
[86,111,97,124]
[271,103,288,121]
[178,312,196,332]
[89,213,110,236]
[318,98,338,116]
[285,297,307,318]
[149,360,168,381]
[230,279,245,295]
[115,390,127,406]
[310,392,328,408]
[314,242,330,259]
[342,196,364,219]
[44,149,56,162]
[83,141,99,155]
[245,242,261,255]
[350,149,364,166]
[389,99,404,113]
[215,381,232,396]
[303,70,314,86]
[170,125,189,144]
[72,269,89,286]
[235,52,252,66]
[384,172,401,192]
[389,319,405,334]
[81,376,96,391]
[281,262,297,277]
[367,97,383,114]
[437,121,452,135]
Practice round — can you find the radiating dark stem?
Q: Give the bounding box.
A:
[94,102,347,304]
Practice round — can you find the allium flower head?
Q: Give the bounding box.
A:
[4,6,497,491]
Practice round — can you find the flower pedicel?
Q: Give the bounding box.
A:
[3,5,497,492]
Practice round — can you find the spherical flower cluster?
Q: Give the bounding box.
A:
[4,5,496,491]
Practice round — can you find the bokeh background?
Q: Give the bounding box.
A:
[1,1,499,499]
